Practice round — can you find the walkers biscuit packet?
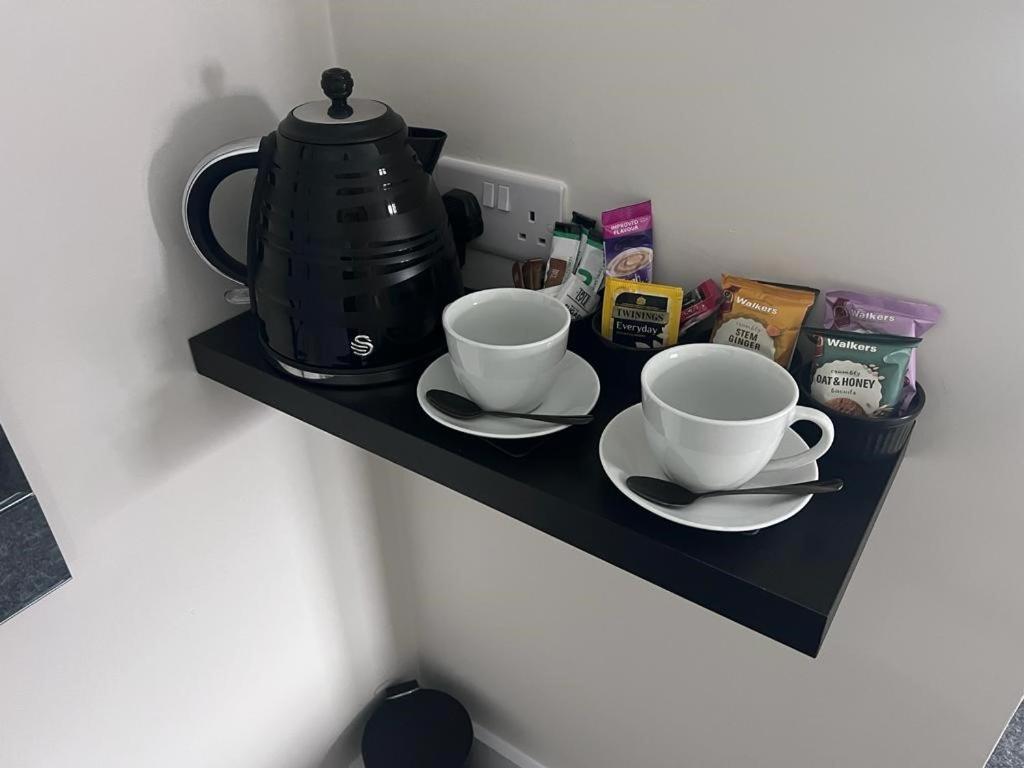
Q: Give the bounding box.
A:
[711,275,817,367]
[805,328,922,418]
[824,290,940,408]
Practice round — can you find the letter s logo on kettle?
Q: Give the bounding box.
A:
[350,334,374,358]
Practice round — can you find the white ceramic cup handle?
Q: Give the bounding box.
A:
[762,406,835,473]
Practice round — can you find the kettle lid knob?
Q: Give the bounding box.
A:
[321,68,354,119]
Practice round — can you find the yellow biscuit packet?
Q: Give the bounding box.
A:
[601,276,683,349]
[711,275,818,366]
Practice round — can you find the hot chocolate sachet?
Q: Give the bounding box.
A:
[602,200,655,282]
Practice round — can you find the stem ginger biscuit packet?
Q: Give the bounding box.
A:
[601,276,682,349]
[805,328,922,418]
[711,275,817,367]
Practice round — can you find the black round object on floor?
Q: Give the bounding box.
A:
[362,680,473,768]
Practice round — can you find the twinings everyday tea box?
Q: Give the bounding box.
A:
[711,275,817,367]
[601,277,682,349]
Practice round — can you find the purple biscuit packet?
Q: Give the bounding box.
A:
[602,200,654,282]
[824,290,941,408]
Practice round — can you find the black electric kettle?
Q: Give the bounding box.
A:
[183,68,481,385]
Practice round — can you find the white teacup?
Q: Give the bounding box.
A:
[641,344,834,492]
[442,288,570,412]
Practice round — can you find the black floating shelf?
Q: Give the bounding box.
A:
[190,312,908,657]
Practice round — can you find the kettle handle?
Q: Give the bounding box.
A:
[181,137,263,284]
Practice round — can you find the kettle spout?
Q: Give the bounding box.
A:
[407,127,447,174]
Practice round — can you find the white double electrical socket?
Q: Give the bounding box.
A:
[434,157,568,262]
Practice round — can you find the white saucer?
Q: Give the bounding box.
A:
[599,403,819,532]
[417,351,600,440]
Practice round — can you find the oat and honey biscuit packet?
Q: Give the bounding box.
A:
[805,328,922,418]
[601,276,683,349]
[711,275,817,367]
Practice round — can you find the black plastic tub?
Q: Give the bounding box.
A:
[796,364,925,461]
[566,311,716,401]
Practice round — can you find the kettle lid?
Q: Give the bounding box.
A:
[279,68,406,145]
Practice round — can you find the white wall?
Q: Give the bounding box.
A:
[330,1,1024,766]
[0,3,415,767]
